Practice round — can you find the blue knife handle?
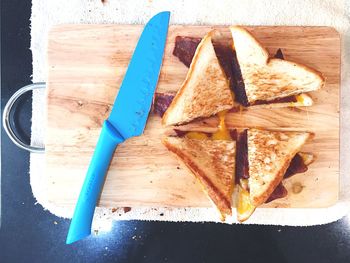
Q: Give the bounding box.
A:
[66,120,125,244]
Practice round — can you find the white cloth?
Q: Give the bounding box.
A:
[30,0,350,227]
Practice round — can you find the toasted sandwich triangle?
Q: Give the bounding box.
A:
[162,137,235,218]
[230,26,325,105]
[162,31,234,126]
[247,129,312,206]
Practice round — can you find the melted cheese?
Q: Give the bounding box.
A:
[212,110,232,140]
[296,94,304,104]
[183,110,232,141]
[290,94,313,107]
[185,131,208,140]
[237,184,256,222]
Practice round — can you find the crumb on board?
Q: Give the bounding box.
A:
[123,207,132,213]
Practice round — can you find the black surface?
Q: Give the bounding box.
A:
[1,1,350,262]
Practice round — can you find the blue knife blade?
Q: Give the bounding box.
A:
[66,11,170,244]
[109,12,170,138]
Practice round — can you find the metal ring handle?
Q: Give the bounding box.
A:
[3,82,46,153]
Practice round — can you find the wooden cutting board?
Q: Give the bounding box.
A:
[46,25,340,209]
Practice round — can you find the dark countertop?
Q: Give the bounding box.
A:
[1,1,349,262]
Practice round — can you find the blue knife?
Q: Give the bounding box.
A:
[66,11,170,244]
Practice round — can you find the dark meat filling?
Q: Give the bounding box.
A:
[229,129,238,141]
[173,129,188,137]
[153,93,175,117]
[231,50,249,106]
[235,129,249,183]
[284,153,308,178]
[274,48,285,59]
[265,183,288,203]
[252,95,298,106]
[173,36,201,67]
[212,43,236,93]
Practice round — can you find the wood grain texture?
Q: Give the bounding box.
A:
[46,25,340,209]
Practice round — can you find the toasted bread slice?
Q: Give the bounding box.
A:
[247,129,312,206]
[162,31,234,126]
[162,137,236,219]
[230,26,325,105]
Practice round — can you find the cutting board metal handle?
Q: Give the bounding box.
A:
[3,82,46,153]
[66,120,124,244]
